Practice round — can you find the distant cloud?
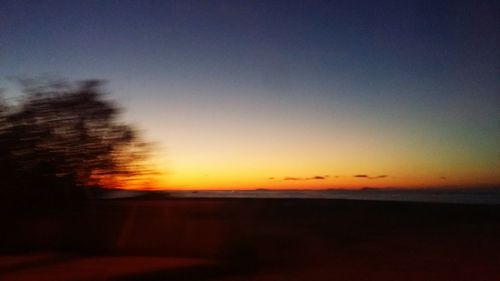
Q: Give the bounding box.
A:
[279,175,330,181]
[354,174,388,180]
[309,176,328,180]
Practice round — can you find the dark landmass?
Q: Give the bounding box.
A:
[1,197,500,280]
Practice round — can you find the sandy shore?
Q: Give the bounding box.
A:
[1,198,500,280]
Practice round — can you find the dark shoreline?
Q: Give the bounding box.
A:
[2,197,500,280]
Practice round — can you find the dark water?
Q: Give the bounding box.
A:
[164,188,500,205]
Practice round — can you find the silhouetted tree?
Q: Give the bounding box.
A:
[0,79,152,203]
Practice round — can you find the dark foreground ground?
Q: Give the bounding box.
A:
[1,198,500,281]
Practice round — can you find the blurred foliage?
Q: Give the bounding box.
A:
[0,79,153,203]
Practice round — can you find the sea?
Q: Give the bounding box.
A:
[164,188,500,205]
[103,187,500,205]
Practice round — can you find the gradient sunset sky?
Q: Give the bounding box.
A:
[1,0,499,189]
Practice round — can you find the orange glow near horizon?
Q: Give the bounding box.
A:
[115,110,500,191]
[119,150,500,190]
[112,74,500,192]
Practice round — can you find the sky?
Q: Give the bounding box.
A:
[1,0,499,189]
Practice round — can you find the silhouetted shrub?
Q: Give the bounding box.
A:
[0,79,152,205]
